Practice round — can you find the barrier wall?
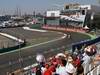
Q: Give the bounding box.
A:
[0,42,26,53]
[42,25,87,33]
[72,37,100,52]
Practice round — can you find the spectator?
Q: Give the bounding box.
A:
[35,66,42,75]
[72,54,84,75]
[93,54,100,65]
[64,51,70,60]
[72,54,81,68]
[42,63,51,75]
[55,53,66,58]
[36,54,45,63]
[44,65,56,75]
[84,45,97,56]
[36,54,46,67]
[82,52,91,74]
[66,56,77,75]
[56,59,68,75]
[76,64,84,75]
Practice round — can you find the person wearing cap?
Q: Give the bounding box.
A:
[36,54,46,63]
[55,53,66,58]
[36,54,46,68]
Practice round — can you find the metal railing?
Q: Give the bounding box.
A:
[86,64,100,75]
[86,43,100,75]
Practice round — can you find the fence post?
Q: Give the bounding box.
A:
[97,65,100,75]
[89,64,93,75]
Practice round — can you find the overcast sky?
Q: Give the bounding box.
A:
[0,0,99,15]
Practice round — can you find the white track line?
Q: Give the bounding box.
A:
[23,27,47,32]
[0,32,24,42]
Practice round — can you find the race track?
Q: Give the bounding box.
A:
[0,27,91,75]
[0,27,64,45]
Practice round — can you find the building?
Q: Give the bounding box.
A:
[44,4,100,28]
[44,10,60,26]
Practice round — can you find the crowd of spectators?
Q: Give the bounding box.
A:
[31,44,100,75]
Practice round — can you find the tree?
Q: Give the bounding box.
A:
[93,14,100,29]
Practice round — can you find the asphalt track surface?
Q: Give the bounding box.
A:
[0,27,91,75]
[1,27,61,43]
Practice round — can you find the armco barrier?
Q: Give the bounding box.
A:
[72,37,100,52]
[0,41,26,53]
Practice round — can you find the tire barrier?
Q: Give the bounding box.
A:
[0,41,26,53]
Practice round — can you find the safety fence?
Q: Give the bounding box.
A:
[86,64,100,75]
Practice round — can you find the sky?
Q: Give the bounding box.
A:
[0,0,99,15]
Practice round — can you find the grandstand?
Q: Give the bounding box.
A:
[44,4,100,29]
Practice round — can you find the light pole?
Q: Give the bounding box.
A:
[18,38,23,69]
[28,56,32,75]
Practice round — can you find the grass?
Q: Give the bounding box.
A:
[30,24,42,29]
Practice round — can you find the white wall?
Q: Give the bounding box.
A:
[79,5,91,10]
[46,10,60,17]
